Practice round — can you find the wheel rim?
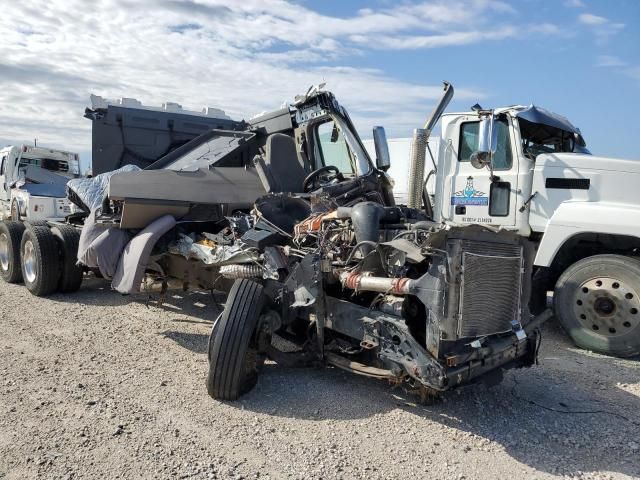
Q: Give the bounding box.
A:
[0,233,9,271]
[23,239,37,284]
[573,277,640,336]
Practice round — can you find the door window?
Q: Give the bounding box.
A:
[489,181,511,217]
[458,119,513,170]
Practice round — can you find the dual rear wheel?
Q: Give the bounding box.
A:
[0,221,83,296]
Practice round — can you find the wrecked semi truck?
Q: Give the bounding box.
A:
[46,83,545,401]
[185,85,546,401]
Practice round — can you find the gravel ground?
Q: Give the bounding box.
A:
[0,277,639,480]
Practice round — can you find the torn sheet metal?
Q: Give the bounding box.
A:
[168,233,258,265]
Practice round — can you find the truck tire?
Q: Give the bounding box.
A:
[50,224,83,293]
[554,254,640,358]
[0,221,25,283]
[20,226,60,297]
[206,279,265,401]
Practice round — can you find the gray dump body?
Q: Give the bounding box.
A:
[85,100,244,175]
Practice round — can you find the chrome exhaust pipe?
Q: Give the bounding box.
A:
[407,82,454,209]
[407,128,427,208]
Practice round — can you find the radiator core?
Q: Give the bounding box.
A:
[457,241,523,338]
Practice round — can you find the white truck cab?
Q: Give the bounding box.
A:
[426,104,640,357]
[0,145,80,221]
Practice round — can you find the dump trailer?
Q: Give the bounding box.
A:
[0,96,242,297]
[85,94,243,175]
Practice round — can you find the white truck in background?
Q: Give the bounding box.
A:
[0,145,80,222]
[0,144,84,296]
[380,83,639,358]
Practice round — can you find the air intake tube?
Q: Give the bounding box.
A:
[336,202,385,255]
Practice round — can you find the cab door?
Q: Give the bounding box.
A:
[447,115,519,227]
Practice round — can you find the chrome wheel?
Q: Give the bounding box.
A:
[573,277,640,337]
[23,239,37,284]
[0,233,9,271]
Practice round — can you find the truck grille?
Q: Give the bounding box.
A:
[458,240,523,338]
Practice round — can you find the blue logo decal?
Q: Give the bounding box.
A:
[451,177,488,206]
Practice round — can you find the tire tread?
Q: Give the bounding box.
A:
[0,221,25,283]
[207,279,264,400]
[21,226,60,297]
[51,224,83,293]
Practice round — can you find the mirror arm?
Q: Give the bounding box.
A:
[426,141,437,174]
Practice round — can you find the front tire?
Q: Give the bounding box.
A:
[554,254,640,358]
[206,279,265,400]
[20,226,60,297]
[0,221,25,283]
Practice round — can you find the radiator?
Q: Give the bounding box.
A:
[457,240,523,338]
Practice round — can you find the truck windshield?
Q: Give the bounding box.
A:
[19,157,70,173]
[518,119,590,159]
[316,117,370,176]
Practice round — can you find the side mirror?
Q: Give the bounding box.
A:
[471,115,497,170]
[372,126,391,171]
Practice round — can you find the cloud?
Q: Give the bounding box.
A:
[596,55,628,68]
[0,0,566,159]
[594,56,640,85]
[565,0,585,8]
[578,13,608,25]
[357,27,518,50]
[626,67,640,81]
[578,12,625,44]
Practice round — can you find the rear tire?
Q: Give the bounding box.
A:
[554,254,640,358]
[207,279,265,400]
[20,226,60,297]
[0,221,25,283]
[50,224,83,293]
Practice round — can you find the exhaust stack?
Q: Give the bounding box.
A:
[407,82,454,209]
[407,129,427,208]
